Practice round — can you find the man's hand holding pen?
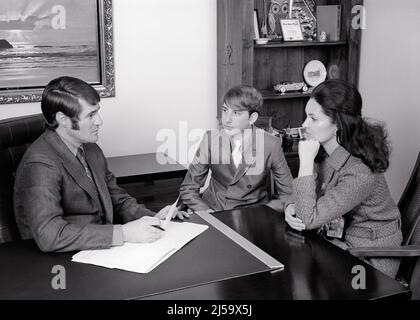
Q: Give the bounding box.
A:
[121,216,163,243]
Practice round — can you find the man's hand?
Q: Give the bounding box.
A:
[285,204,306,231]
[122,216,163,243]
[155,205,192,220]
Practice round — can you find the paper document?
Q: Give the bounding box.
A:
[72,221,208,273]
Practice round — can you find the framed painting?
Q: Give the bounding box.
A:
[0,0,114,104]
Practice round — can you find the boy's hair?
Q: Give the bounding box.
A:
[222,85,263,115]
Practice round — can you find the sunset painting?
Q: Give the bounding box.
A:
[0,0,99,89]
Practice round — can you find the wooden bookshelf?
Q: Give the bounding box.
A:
[217,0,363,130]
[254,40,347,49]
[261,89,312,100]
[217,0,362,175]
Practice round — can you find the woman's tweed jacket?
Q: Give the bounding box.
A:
[293,145,402,277]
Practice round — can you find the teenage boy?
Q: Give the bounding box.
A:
[179,85,294,213]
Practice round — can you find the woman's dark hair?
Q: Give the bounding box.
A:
[223,85,263,115]
[41,76,100,129]
[311,79,390,173]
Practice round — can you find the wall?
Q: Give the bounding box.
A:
[0,0,217,160]
[359,0,420,201]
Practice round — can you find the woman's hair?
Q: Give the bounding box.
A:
[223,85,263,115]
[311,79,390,173]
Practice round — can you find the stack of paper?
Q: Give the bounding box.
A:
[72,221,208,273]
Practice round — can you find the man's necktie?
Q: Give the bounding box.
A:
[76,147,105,223]
[76,147,93,181]
[231,139,242,168]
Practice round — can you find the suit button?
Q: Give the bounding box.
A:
[247,185,252,189]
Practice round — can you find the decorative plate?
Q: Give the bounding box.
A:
[303,60,327,87]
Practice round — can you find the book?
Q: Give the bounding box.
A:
[316,5,342,41]
[72,221,208,273]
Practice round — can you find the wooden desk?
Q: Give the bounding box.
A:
[0,206,411,300]
[146,206,412,300]
[106,152,187,184]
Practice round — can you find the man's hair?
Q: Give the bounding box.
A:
[41,76,100,130]
[222,85,263,115]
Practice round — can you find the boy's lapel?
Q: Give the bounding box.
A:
[230,127,257,185]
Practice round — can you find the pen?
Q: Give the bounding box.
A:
[152,224,165,231]
[162,195,180,229]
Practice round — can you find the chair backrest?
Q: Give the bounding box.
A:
[0,114,45,243]
[396,151,420,295]
[398,151,420,246]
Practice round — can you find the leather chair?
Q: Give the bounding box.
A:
[350,151,420,299]
[0,114,45,243]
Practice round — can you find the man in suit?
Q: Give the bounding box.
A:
[14,76,186,253]
[179,85,294,214]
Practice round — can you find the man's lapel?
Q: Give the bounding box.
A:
[84,146,113,222]
[44,130,102,207]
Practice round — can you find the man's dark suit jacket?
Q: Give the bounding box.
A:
[14,129,154,252]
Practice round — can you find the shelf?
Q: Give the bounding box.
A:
[217,0,361,126]
[254,40,347,49]
[261,90,311,101]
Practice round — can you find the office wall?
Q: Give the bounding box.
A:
[359,0,420,201]
[0,0,217,159]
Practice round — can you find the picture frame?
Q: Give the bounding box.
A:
[279,19,304,41]
[0,0,114,105]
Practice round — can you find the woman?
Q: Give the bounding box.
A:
[286,79,402,278]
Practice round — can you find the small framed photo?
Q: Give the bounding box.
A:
[280,19,304,41]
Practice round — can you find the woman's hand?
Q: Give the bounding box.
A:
[298,139,320,177]
[285,204,306,231]
[298,139,320,163]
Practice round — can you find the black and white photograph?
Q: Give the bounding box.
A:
[0,0,419,310]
